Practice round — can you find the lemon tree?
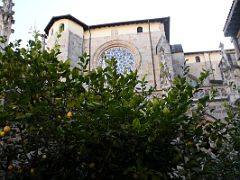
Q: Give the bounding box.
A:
[0,36,237,179]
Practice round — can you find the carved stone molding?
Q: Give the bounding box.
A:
[0,0,14,46]
[91,40,141,71]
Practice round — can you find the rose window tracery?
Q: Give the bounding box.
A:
[99,47,135,74]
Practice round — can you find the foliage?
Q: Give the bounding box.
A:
[0,36,238,179]
[203,104,240,179]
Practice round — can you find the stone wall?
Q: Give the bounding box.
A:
[83,24,168,89]
[47,30,69,62]
[47,29,84,68]
[185,51,224,86]
[46,18,175,89]
[172,52,185,77]
[68,31,83,67]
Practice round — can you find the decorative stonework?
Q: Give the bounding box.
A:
[99,47,135,74]
[159,50,172,87]
[219,43,240,105]
[92,40,141,71]
[157,35,174,88]
[0,0,14,47]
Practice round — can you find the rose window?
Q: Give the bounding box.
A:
[99,47,135,74]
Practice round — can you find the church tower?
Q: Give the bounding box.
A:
[0,0,14,48]
[44,15,86,67]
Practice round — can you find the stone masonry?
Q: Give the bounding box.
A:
[44,14,240,120]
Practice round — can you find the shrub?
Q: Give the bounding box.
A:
[0,36,236,179]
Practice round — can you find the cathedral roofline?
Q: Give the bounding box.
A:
[184,49,235,55]
[90,17,170,42]
[44,14,170,42]
[44,14,89,34]
[170,44,183,53]
[224,0,240,37]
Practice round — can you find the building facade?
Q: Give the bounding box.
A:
[44,15,185,91]
[44,5,240,120]
[184,49,236,119]
[223,0,240,105]
[224,0,240,61]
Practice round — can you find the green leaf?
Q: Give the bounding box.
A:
[132,118,141,130]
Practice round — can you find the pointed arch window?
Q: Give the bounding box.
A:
[195,56,201,63]
[59,23,65,33]
[137,26,143,33]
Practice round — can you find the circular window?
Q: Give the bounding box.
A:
[99,47,135,74]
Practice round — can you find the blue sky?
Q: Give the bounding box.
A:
[8,0,234,52]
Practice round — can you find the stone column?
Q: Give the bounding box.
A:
[0,0,14,49]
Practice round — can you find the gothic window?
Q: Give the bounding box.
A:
[51,28,54,36]
[99,47,135,74]
[137,27,143,33]
[195,56,201,63]
[59,23,65,33]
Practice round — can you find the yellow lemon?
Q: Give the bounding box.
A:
[8,165,13,171]
[30,168,35,174]
[3,126,11,134]
[186,141,192,146]
[0,131,5,137]
[66,111,73,118]
[42,154,47,159]
[89,162,95,169]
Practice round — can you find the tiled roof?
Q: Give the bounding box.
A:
[44,14,88,33]
[224,0,240,37]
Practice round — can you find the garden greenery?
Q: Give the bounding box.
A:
[0,36,239,179]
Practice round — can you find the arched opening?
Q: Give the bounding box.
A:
[195,56,201,63]
[137,26,143,33]
[92,40,141,71]
[59,23,65,33]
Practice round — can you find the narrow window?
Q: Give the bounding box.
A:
[51,28,53,36]
[195,56,200,63]
[137,26,143,33]
[59,23,65,33]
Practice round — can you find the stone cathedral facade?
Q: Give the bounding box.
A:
[44,15,184,91]
[42,0,240,120]
[0,0,238,120]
